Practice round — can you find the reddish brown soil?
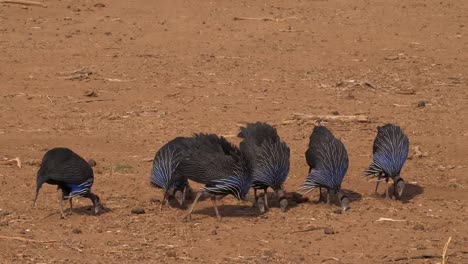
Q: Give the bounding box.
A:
[1,0,467,263]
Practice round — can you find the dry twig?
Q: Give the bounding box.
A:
[0,0,47,7]
[0,235,57,243]
[291,226,324,233]
[376,217,406,222]
[1,157,21,168]
[442,236,452,264]
[293,113,370,123]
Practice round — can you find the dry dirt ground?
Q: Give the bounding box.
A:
[1,0,467,263]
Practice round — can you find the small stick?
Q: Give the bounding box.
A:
[393,254,439,261]
[234,17,275,21]
[376,217,406,222]
[0,0,47,7]
[291,226,324,233]
[292,113,370,123]
[0,235,57,243]
[322,257,340,262]
[442,236,452,264]
[46,95,53,103]
[74,99,115,103]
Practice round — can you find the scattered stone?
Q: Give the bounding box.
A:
[412,146,428,159]
[263,249,274,258]
[72,228,82,234]
[131,208,145,214]
[0,209,10,217]
[166,249,176,258]
[211,230,217,235]
[413,224,425,231]
[324,227,335,235]
[94,3,106,8]
[84,89,97,97]
[417,101,427,108]
[331,111,339,115]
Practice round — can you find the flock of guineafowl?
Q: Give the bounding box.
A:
[33,122,409,220]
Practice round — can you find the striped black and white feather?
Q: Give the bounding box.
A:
[149,137,191,196]
[178,133,252,200]
[238,122,290,191]
[300,126,349,194]
[365,124,409,179]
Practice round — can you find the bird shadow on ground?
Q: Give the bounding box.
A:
[72,205,112,216]
[192,204,259,219]
[401,183,424,203]
[371,183,424,203]
[343,189,363,201]
[301,189,362,205]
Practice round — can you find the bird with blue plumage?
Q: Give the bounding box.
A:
[238,122,290,212]
[178,133,252,221]
[150,137,193,210]
[299,126,350,212]
[365,124,409,200]
[33,148,102,219]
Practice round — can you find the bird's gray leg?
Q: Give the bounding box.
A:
[160,192,168,211]
[374,176,381,194]
[326,189,331,205]
[263,188,269,209]
[211,196,222,221]
[385,179,390,199]
[58,188,65,219]
[253,189,258,207]
[318,188,324,203]
[183,191,203,221]
[67,197,73,215]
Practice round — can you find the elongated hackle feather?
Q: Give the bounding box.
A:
[299,126,349,194]
[238,122,290,191]
[364,124,409,180]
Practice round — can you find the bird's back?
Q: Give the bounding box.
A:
[304,126,348,190]
[178,134,252,199]
[179,134,244,183]
[367,124,409,177]
[150,137,193,190]
[238,122,290,189]
[37,148,93,189]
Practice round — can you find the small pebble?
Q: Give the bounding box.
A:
[417,101,427,108]
[94,3,106,8]
[413,224,425,231]
[131,208,145,214]
[72,228,82,234]
[324,227,335,234]
[166,249,176,258]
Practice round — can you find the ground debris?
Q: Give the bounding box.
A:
[59,67,94,81]
[293,113,370,123]
[0,0,47,8]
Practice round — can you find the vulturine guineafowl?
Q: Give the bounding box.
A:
[33,148,102,218]
[179,133,252,221]
[299,126,350,212]
[238,122,290,212]
[364,124,409,200]
[150,137,193,209]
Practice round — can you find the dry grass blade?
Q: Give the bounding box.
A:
[376,217,406,222]
[442,236,452,264]
[0,0,47,7]
[0,235,57,243]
